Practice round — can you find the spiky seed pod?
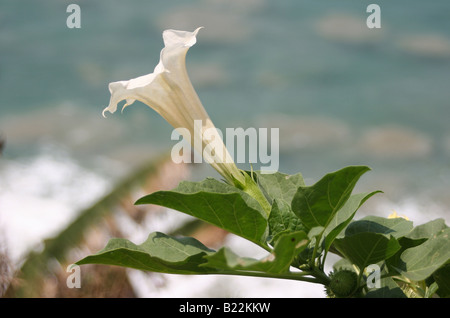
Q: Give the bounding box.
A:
[326,270,358,298]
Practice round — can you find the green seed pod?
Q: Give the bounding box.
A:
[326,270,358,298]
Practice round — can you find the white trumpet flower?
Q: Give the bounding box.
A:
[102,27,245,186]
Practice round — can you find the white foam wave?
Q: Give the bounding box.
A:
[0,148,111,263]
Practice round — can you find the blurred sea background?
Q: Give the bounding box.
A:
[1,0,449,297]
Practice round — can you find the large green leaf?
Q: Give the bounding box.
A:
[395,227,450,281]
[255,171,305,204]
[202,231,309,274]
[383,218,442,273]
[77,231,310,277]
[77,232,214,274]
[291,166,371,231]
[135,178,268,245]
[333,233,401,271]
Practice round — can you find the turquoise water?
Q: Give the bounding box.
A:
[1,0,450,219]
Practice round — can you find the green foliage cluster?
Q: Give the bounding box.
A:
[77,166,450,298]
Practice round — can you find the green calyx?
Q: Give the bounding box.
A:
[326,270,359,298]
[232,170,271,217]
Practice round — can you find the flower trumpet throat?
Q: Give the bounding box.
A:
[102,27,245,186]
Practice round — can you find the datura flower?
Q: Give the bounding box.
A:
[102,27,246,186]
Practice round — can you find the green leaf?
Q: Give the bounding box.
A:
[135,178,268,246]
[333,233,401,271]
[201,247,261,272]
[291,166,371,231]
[342,216,414,239]
[324,191,381,254]
[365,277,407,298]
[268,231,310,273]
[77,232,214,274]
[425,282,439,298]
[405,218,448,241]
[202,231,309,274]
[363,260,407,298]
[433,263,450,298]
[267,199,305,243]
[333,216,406,271]
[395,227,450,281]
[308,226,325,239]
[384,218,444,273]
[255,171,305,204]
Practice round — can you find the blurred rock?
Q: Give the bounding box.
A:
[358,125,433,159]
[315,13,384,45]
[399,34,450,59]
[76,61,107,87]
[255,114,350,152]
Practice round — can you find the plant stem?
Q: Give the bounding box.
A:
[309,232,323,269]
[216,270,326,285]
[312,268,331,285]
